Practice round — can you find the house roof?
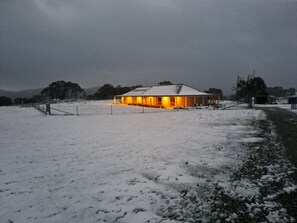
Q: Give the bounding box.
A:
[120,84,210,97]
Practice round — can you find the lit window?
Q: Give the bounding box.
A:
[149,97,152,105]
[170,97,175,106]
[158,97,162,105]
[137,97,142,104]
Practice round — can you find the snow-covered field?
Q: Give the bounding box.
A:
[47,100,171,116]
[0,102,295,222]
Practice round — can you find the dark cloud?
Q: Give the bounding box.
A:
[1,0,296,94]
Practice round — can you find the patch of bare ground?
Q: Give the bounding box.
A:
[156,108,297,222]
[211,109,297,223]
[262,108,297,168]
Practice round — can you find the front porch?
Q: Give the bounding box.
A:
[115,96,215,109]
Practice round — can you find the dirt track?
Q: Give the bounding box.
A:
[210,107,297,222]
[261,108,297,169]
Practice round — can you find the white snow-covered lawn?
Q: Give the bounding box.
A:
[49,100,170,115]
[0,104,264,222]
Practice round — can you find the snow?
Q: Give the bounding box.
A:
[121,84,208,96]
[254,109,267,120]
[255,103,297,114]
[49,100,168,115]
[0,103,295,222]
[283,185,297,194]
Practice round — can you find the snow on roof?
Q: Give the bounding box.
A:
[121,84,210,97]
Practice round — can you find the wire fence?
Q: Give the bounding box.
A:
[34,101,177,116]
[34,103,47,115]
[32,100,239,116]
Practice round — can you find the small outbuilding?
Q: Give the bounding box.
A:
[288,96,297,104]
[114,84,220,109]
[288,96,297,109]
[254,95,277,104]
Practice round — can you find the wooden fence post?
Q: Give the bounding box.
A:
[46,103,51,115]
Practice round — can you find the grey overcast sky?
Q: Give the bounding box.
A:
[1,0,296,94]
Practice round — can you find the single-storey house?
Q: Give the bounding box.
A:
[114,84,220,109]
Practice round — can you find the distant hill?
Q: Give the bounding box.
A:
[0,88,43,99]
[84,86,99,96]
[267,86,296,97]
[0,86,100,99]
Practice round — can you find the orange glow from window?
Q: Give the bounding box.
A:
[148,97,153,104]
[137,97,142,104]
[163,97,169,102]
[162,97,170,107]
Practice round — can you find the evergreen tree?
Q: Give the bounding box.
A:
[234,74,267,107]
[0,96,12,106]
[158,81,173,86]
[41,81,84,100]
[93,84,142,100]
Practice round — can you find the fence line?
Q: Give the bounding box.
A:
[33,103,47,115]
[32,103,178,116]
[50,107,76,116]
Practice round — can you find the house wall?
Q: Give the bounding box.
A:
[187,97,195,107]
[146,97,156,107]
[176,97,185,107]
[210,94,220,104]
[195,96,206,106]
[121,96,216,108]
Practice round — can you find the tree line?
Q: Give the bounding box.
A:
[0,76,295,106]
[234,73,295,98]
[0,80,178,106]
[266,86,296,97]
[0,81,144,106]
